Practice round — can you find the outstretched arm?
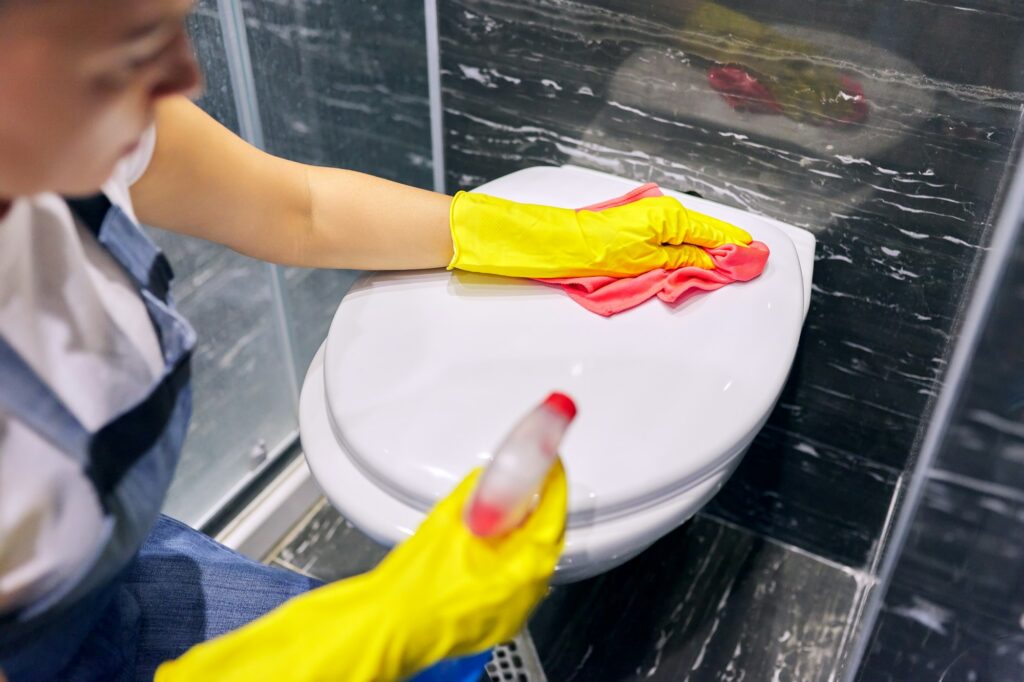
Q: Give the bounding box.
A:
[131,95,454,270]
[133,95,749,279]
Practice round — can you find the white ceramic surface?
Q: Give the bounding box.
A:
[299,164,815,582]
[303,343,749,582]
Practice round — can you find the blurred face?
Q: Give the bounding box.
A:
[0,0,201,198]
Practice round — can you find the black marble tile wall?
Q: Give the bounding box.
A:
[269,501,870,681]
[856,205,1024,679]
[933,233,1024,489]
[438,0,1024,567]
[531,515,869,681]
[857,478,1024,680]
[240,0,434,371]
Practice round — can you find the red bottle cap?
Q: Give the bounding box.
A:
[542,392,577,421]
[466,497,505,536]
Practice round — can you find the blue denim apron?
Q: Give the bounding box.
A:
[0,195,196,679]
[0,198,319,682]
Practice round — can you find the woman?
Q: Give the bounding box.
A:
[0,1,750,680]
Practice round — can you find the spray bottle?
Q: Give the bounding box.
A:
[409,392,577,682]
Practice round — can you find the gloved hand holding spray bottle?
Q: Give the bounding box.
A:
[411,392,577,681]
[156,394,572,682]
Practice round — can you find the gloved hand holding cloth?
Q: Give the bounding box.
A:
[448,189,752,279]
[448,184,767,316]
[155,463,567,682]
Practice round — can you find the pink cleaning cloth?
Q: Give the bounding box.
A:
[538,183,770,317]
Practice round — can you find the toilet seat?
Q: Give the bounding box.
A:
[299,165,814,581]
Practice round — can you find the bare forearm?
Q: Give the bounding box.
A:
[133,97,453,271]
[302,165,453,270]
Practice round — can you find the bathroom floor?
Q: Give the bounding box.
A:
[266,494,874,681]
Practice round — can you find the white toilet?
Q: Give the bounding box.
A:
[299,165,815,583]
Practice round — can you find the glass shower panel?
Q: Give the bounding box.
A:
[158,0,298,525]
[239,0,434,373]
[188,0,241,132]
[156,233,298,525]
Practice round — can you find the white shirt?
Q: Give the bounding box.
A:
[0,128,163,613]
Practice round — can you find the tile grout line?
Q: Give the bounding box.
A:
[697,511,875,584]
[867,472,906,577]
[928,467,1024,505]
[831,563,883,681]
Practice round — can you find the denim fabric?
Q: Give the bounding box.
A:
[52,515,321,682]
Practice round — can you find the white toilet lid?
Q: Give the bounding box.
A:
[322,166,806,528]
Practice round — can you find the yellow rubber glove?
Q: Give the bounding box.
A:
[448,192,752,279]
[155,463,567,682]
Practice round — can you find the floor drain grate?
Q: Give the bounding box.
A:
[485,631,546,682]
